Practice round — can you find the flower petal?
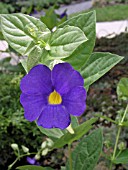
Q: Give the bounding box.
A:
[37,105,70,129]
[20,93,47,121]
[20,64,53,95]
[62,87,86,116]
[52,63,84,95]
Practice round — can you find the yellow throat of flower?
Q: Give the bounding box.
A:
[48,90,62,104]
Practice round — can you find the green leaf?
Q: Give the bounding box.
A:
[61,166,66,170]
[113,149,128,164]
[66,128,103,170]
[38,125,65,141]
[20,58,28,73]
[122,121,128,127]
[52,118,98,149]
[40,6,58,30]
[59,11,96,70]
[37,117,78,141]
[71,116,79,128]
[47,25,87,60]
[27,45,43,71]
[16,165,54,170]
[0,14,50,55]
[117,78,128,101]
[81,52,123,89]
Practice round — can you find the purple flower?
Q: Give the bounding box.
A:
[20,63,86,129]
[60,10,67,19]
[27,157,40,165]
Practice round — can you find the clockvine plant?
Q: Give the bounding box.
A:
[0,11,124,170]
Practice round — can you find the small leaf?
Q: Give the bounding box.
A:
[37,125,65,141]
[66,128,103,170]
[48,25,87,59]
[16,165,54,170]
[71,116,79,128]
[81,52,123,89]
[59,11,96,70]
[27,45,43,71]
[117,78,128,101]
[113,149,128,164]
[37,117,79,141]
[121,121,128,127]
[40,6,58,30]
[20,58,28,73]
[0,14,50,55]
[52,118,98,149]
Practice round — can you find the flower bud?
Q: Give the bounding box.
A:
[41,141,47,149]
[66,124,74,134]
[11,143,18,151]
[21,145,29,153]
[118,142,126,151]
[35,154,40,160]
[45,43,50,51]
[42,148,49,156]
[46,138,54,147]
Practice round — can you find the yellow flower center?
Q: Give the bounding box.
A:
[48,90,62,104]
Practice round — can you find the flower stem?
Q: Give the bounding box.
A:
[8,152,36,170]
[109,126,121,170]
[121,104,128,123]
[109,104,128,170]
[68,144,72,170]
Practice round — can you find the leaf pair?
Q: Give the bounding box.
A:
[0,13,87,72]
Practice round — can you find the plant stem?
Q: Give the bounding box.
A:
[68,144,72,170]
[109,104,128,170]
[8,152,37,170]
[121,104,128,123]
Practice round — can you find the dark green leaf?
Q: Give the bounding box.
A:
[59,11,96,70]
[52,118,98,149]
[16,165,54,170]
[81,52,123,89]
[40,6,58,30]
[66,128,103,170]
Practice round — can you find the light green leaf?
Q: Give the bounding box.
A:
[59,11,96,70]
[61,166,66,170]
[121,121,128,127]
[113,149,128,164]
[0,13,50,55]
[81,52,123,89]
[20,58,28,73]
[37,117,79,141]
[47,25,87,59]
[71,116,79,128]
[52,118,98,149]
[117,78,128,101]
[16,165,54,170]
[38,126,65,141]
[27,45,43,71]
[66,128,103,170]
